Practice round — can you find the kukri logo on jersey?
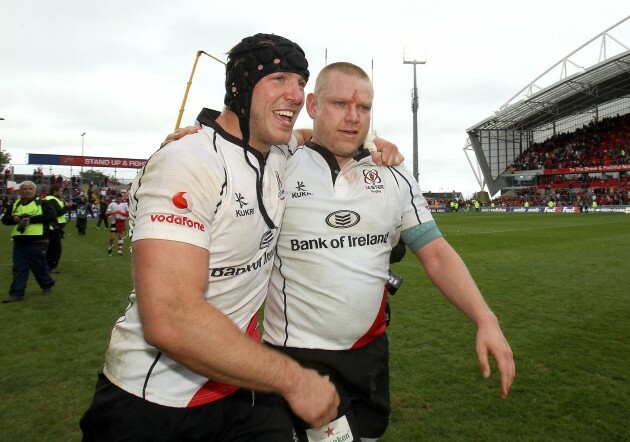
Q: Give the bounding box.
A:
[235,193,254,217]
[291,181,313,198]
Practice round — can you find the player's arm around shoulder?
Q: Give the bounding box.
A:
[364,132,404,166]
[154,129,226,181]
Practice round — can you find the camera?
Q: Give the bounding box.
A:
[16,215,29,233]
[386,269,403,295]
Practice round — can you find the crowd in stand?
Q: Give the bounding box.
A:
[428,189,629,210]
[41,173,117,190]
[489,180,630,207]
[1,173,126,219]
[489,190,629,208]
[425,180,630,210]
[506,113,630,173]
[495,113,630,207]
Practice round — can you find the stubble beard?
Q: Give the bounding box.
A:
[249,112,293,149]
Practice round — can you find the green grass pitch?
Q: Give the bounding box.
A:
[0,213,628,441]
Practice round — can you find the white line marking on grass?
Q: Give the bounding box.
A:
[444,219,629,236]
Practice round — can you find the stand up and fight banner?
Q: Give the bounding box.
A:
[28,153,147,169]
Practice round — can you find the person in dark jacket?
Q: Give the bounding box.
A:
[44,184,67,273]
[94,198,109,230]
[75,194,92,236]
[2,181,56,303]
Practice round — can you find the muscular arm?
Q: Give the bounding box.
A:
[294,128,403,165]
[414,237,515,398]
[133,238,339,426]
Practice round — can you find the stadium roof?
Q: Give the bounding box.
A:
[467,50,630,133]
[464,16,630,196]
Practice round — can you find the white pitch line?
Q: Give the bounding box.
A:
[444,219,629,236]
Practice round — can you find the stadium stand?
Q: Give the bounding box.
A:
[465,16,630,205]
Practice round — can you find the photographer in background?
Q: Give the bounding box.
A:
[2,181,56,303]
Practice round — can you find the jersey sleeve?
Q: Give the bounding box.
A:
[391,164,435,231]
[129,133,224,250]
[400,221,442,252]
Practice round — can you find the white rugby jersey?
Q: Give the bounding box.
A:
[103,108,289,408]
[106,201,129,220]
[263,142,435,350]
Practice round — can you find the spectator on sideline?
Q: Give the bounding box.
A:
[90,201,99,218]
[1,194,11,215]
[2,181,56,303]
[44,184,67,274]
[80,33,341,441]
[94,197,109,230]
[75,194,92,236]
[64,189,75,222]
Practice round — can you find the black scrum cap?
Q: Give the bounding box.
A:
[224,33,309,146]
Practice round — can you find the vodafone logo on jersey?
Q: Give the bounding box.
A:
[147,191,205,232]
[172,192,193,214]
[150,213,206,231]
